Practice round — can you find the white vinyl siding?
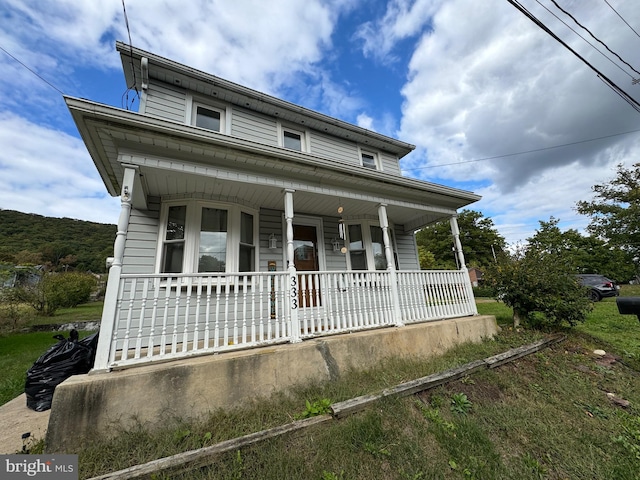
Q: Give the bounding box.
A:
[122,200,161,275]
[379,151,401,175]
[259,208,284,271]
[394,224,420,270]
[308,132,360,164]
[231,108,278,146]
[142,83,187,123]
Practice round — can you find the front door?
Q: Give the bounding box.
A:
[293,224,321,307]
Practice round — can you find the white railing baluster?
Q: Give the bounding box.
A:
[121,277,136,360]
[213,275,222,348]
[147,278,160,358]
[134,278,149,359]
[193,277,203,351]
[182,277,192,353]
[171,277,181,355]
[204,277,212,349]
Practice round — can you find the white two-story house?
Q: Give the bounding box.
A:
[66,42,481,372]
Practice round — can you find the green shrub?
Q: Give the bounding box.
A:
[485,247,592,328]
[15,272,97,316]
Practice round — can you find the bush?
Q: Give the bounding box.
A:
[485,247,592,328]
[16,272,97,316]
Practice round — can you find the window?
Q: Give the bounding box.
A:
[159,201,256,274]
[361,151,378,170]
[191,102,226,133]
[283,130,302,151]
[279,124,307,152]
[345,222,396,271]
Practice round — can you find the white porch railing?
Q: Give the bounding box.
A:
[105,269,476,368]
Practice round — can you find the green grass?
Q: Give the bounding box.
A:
[6,296,640,479]
[73,323,640,480]
[0,329,97,406]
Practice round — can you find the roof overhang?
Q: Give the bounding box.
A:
[115,42,416,159]
[65,96,480,232]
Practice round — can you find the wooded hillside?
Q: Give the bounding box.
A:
[0,209,116,273]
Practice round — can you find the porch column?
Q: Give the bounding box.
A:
[284,189,301,343]
[450,215,467,270]
[450,214,478,315]
[93,166,137,371]
[378,204,403,327]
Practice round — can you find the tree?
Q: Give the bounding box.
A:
[415,210,506,269]
[15,271,97,316]
[527,217,635,282]
[576,163,640,272]
[485,246,592,328]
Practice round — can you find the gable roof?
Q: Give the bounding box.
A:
[116,42,416,159]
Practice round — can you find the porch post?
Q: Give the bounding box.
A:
[284,189,301,342]
[450,215,467,270]
[378,204,403,327]
[450,214,478,315]
[92,167,136,371]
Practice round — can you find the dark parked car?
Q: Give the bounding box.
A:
[576,274,620,302]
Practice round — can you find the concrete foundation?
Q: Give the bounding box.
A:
[46,315,498,452]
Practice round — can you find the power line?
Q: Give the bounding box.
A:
[121,0,139,110]
[549,0,640,77]
[532,0,634,80]
[0,45,64,95]
[504,0,640,113]
[603,0,640,41]
[404,127,640,170]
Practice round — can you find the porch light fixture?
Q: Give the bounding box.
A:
[332,237,341,252]
[269,233,278,250]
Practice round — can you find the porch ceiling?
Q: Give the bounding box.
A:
[66,96,480,232]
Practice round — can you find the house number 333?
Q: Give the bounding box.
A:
[290,276,298,309]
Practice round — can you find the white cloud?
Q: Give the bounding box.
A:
[379,0,640,244]
[0,113,120,223]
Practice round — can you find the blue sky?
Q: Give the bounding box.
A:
[1,0,640,246]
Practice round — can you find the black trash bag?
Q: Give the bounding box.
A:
[25,330,99,412]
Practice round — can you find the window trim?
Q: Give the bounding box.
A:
[344,220,397,271]
[358,147,381,171]
[277,122,308,152]
[156,199,258,275]
[186,93,230,134]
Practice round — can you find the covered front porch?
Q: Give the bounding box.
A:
[95,163,478,371]
[101,268,476,369]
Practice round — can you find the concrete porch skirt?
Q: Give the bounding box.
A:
[46,315,498,452]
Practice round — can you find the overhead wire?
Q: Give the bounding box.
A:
[504,0,640,113]
[121,0,140,110]
[0,45,64,95]
[603,0,640,41]
[548,0,640,77]
[403,127,640,170]
[532,0,635,80]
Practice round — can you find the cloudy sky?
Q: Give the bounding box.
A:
[1,0,639,246]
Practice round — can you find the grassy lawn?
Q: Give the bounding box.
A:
[4,296,640,478]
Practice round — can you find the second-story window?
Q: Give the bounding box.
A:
[192,102,226,133]
[361,151,378,170]
[283,130,302,151]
